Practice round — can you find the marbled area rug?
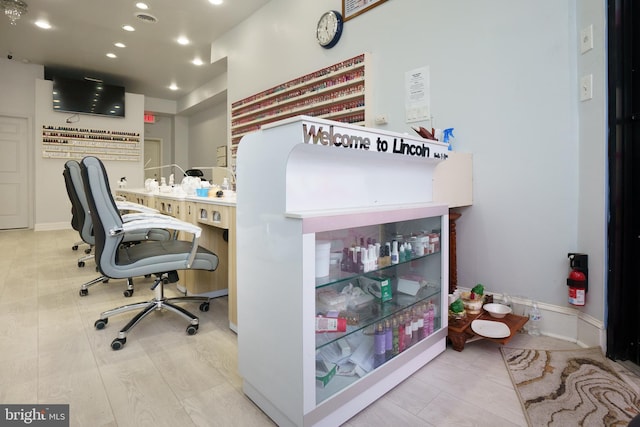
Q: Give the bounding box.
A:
[501,347,640,427]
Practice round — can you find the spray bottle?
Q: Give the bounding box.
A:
[443,128,455,151]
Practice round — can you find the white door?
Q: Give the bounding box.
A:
[144,138,162,181]
[0,116,29,229]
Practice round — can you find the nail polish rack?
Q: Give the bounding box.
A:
[230,52,370,164]
[41,125,141,161]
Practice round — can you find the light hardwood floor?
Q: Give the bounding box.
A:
[1,229,637,427]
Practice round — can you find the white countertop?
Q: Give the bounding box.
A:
[117,187,237,206]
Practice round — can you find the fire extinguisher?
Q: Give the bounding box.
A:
[567,253,588,306]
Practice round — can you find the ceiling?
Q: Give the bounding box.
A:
[0,0,270,100]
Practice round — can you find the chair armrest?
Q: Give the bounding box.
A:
[116,200,159,214]
[113,216,202,268]
[118,215,202,239]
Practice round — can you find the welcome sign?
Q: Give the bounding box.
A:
[300,119,448,161]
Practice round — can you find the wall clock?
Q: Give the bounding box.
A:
[316,10,343,49]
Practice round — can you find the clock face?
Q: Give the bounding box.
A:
[316,11,343,49]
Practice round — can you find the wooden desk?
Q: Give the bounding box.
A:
[116,189,237,331]
[447,311,528,352]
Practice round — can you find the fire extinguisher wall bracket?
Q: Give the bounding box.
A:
[567,253,588,294]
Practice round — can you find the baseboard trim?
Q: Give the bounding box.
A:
[35,222,72,231]
[456,287,605,350]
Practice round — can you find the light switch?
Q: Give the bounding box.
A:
[580,25,593,54]
[580,74,593,101]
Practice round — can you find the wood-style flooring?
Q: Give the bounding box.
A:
[1,229,638,426]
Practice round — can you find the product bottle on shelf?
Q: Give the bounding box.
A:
[421,303,430,339]
[404,313,413,349]
[426,301,435,336]
[397,313,406,353]
[384,319,393,361]
[374,322,386,368]
[391,241,399,265]
[416,305,424,340]
[391,317,399,356]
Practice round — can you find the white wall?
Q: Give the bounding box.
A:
[188,101,227,179]
[212,0,607,322]
[34,79,145,229]
[144,114,174,167]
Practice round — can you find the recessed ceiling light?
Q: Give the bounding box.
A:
[192,58,204,66]
[106,53,117,58]
[169,83,179,91]
[122,25,135,32]
[177,36,190,45]
[114,42,126,48]
[209,0,223,5]
[35,20,51,29]
[136,2,149,9]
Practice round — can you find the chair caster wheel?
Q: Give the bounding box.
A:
[78,261,85,268]
[199,302,210,312]
[186,324,199,335]
[123,289,134,297]
[94,318,108,330]
[84,248,92,254]
[79,289,88,297]
[72,245,78,251]
[111,337,126,350]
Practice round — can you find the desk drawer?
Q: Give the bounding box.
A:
[158,199,186,220]
[195,203,230,229]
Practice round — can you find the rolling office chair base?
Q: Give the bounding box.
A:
[79,277,134,297]
[94,274,210,350]
[77,251,94,268]
[71,240,86,251]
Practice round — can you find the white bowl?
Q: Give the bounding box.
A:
[483,303,512,318]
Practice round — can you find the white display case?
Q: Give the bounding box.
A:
[236,116,449,427]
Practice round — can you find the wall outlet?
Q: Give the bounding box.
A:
[374,115,388,125]
[580,74,593,101]
[580,24,594,54]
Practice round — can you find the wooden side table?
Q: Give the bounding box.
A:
[447,311,528,352]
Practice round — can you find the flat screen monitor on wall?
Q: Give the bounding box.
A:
[51,76,125,118]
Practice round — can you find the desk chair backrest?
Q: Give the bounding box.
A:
[63,160,94,245]
[80,156,125,277]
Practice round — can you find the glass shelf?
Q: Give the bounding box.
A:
[315,281,441,350]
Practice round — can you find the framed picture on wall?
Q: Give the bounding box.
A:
[342,0,388,22]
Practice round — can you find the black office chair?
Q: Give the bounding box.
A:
[80,156,218,350]
[63,159,171,296]
[63,161,95,266]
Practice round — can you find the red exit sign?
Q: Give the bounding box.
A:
[144,113,156,123]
